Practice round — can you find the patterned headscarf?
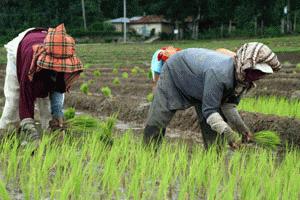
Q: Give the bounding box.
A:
[235,42,281,82]
[157,46,181,62]
[29,24,84,81]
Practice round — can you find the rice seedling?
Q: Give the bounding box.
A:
[147,70,152,80]
[101,86,112,98]
[112,68,118,74]
[122,72,129,79]
[131,66,141,76]
[0,180,10,200]
[84,63,92,69]
[93,70,101,77]
[0,114,298,199]
[253,131,281,149]
[87,79,94,85]
[66,114,101,133]
[239,96,300,119]
[112,77,120,85]
[80,83,89,95]
[64,107,76,120]
[146,92,154,102]
[80,72,86,78]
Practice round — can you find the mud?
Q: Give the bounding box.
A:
[0,51,300,146]
[65,92,300,146]
[277,52,300,64]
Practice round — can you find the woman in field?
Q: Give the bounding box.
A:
[144,43,281,149]
[150,46,181,91]
[0,24,84,143]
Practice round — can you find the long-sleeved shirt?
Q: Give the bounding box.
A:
[16,30,65,119]
[162,48,240,119]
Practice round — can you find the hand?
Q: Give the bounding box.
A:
[223,127,242,149]
[242,131,253,143]
[49,117,65,131]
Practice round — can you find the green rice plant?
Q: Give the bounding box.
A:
[146,92,154,102]
[131,67,140,76]
[67,115,100,133]
[253,131,281,149]
[112,68,118,74]
[112,77,120,85]
[87,79,94,85]
[93,70,101,77]
[80,83,89,95]
[122,72,129,79]
[147,70,153,80]
[0,180,10,200]
[239,96,300,119]
[80,72,86,78]
[84,63,92,69]
[101,86,112,98]
[64,107,76,120]
[296,63,300,68]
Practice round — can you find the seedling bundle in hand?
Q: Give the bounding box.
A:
[252,131,281,149]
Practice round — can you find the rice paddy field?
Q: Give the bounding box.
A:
[0,36,300,199]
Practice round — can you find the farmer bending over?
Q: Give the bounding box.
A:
[0,24,84,142]
[151,46,181,91]
[144,43,281,149]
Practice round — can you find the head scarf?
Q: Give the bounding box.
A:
[235,42,281,82]
[157,46,181,62]
[29,24,84,81]
[234,42,282,95]
[28,24,84,90]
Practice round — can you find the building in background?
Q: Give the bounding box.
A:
[108,15,173,37]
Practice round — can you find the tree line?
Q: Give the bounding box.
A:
[0,0,299,40]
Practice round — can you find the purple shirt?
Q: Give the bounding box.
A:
[16,30,52,119]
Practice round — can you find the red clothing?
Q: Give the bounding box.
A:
[16,30,54,119]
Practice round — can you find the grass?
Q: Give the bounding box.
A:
[253,131,281,149]
[0,127,299,199]
[1,35,300,65]
[146,92,154,102]
[239,96,300,119]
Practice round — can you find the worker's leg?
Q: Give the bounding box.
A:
[194,104,225,149]
[0,53,20,129]
[144,88,175,146]
[36,97,51,130]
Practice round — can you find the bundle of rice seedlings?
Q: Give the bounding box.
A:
[66,114,115,146]
[64,107,76,120]
[67,115,100,133]
[253,131,281,149]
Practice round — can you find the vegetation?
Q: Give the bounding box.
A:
[64,107,76,120]
[93,70,101,77]
[112,77,120,85]
[239,96,300,119]
[0,128,298,199]
[146,92,154,102]
[101,86,112,98]
[80,83,89,95]
[1,36,300,65]
[122,72,129,79]
[253,131,281,150]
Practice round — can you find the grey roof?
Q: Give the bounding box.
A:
[108,16,142,24]
[108,17,130,23]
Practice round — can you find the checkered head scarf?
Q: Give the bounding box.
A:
[29,24,84,81]
[235,42,282,82]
